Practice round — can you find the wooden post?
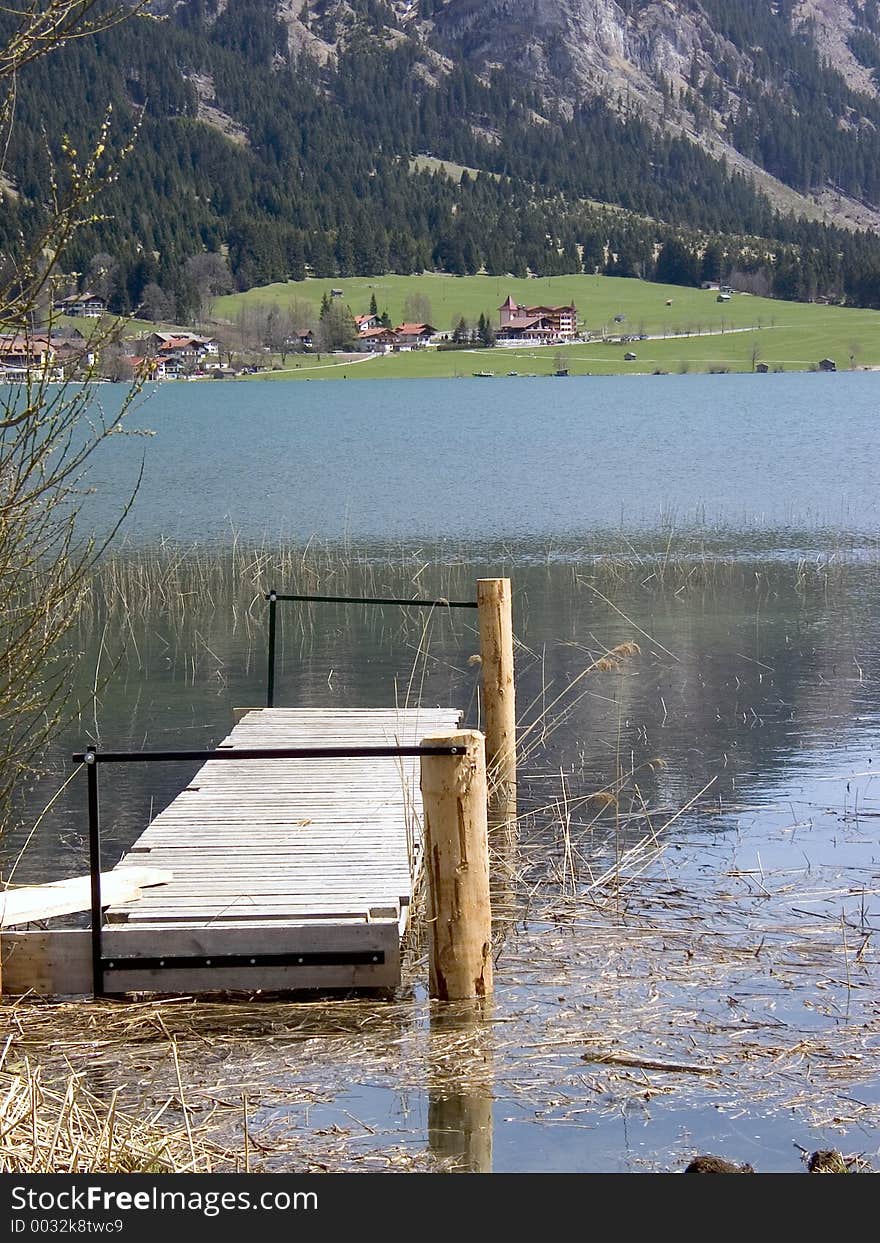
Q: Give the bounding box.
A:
[477,577,516,825]
[420,730,493,1000]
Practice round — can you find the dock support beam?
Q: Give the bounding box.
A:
[477,578,516,827]
[420,730,493,1001]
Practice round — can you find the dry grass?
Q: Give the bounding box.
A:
[0,1049,234,1173]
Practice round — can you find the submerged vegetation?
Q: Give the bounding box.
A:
[0,1056,233,1173]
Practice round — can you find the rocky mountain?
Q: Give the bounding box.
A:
[276,0,880,228]
[5,0,880,311]
[423,0,880,227]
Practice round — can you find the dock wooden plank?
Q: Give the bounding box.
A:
[1,923,400,994]
[1,867,172,929]
[92,707,461,994]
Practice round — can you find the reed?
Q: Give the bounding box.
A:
[0,1057,232,1173]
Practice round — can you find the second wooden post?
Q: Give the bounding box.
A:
[477,577,516,826]
[420,730,493,1000]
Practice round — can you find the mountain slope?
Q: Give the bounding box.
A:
[429,0,880,225]
[3,0,880,315]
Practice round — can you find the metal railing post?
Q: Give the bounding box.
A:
[266,590,277,707]
[85,748,103,998]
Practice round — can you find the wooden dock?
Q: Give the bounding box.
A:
[2,707,461,995]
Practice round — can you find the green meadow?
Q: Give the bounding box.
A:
[209,273,880,379]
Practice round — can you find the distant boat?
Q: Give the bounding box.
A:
[506,370,519,376]
[473,371,494,377]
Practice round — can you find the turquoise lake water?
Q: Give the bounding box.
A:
[82,372,880,547]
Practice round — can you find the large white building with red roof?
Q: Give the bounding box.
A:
[497,294,577,341]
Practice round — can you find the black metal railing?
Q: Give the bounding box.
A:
[264,589,479,707]
[74,742,463,997]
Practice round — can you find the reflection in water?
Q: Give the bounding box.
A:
[428,1093,493,1174]
[427,1000,495,1173]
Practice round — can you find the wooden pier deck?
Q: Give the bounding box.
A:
[94,707,459,993]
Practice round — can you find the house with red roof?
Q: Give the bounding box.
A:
[127,355,167,379]
[354,326,399,353]
[393,322,435,349]
[146,331,221,373]
[497,295,577,342]
[0,333,63,380]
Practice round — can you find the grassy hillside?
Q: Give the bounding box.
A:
[212,273,782,335]
[210,273,880,379]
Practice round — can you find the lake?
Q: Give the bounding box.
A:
[5,374,880,1173]
[83,373,880,548]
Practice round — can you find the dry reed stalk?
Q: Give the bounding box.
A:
[0,1063,232,1173]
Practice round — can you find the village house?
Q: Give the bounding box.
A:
[52,290,107,318]
[354,326,399,353]
[147,332,221,372]
[126,355,167,380]
[0,333,62,381]
[51,333,95,375]
[393,322,435,349]
[158,351,191,377]
[149,331,220,356]
[282,329,315,352]
[496,295,577,343]
[354,313,381,333]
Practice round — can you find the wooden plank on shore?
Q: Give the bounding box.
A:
[0,867,173,928]
[1,930,93,994]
